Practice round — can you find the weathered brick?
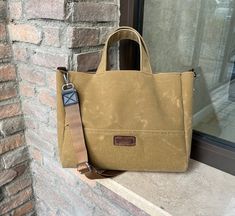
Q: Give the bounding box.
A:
[8,24,42,44]
[30,146,42,163]
[0,64,16,81]
[0,65,15,81]
[13,163,28,177]
[21,100,49,124]
[0,169,17,187]
[42,158,79,187]
[0,44,11,59]
[2,146,29,169]
[76,51,101,71]
[46,72,56,90]
[25,0,65,20]
[73,3,118,22]
[37,124,57,145]
[0,1,6,19]
[80,185,127,216]
[5,174,32,196]
[48,109,56,128]
[0,103,21,120]
[9,0,22,20]
[0,82,17,101]
[100,27,115,44]
[24,117,38,130]
[13,200,34,216]
[33,163,89,215]
[1,116,25,137]
[67,27,99,48]
[0,186,33,214]
[0,23,6,41]
[17,64,45,86]
[19,81,35,97]
[25,129,54,156]
[38,88,56,108]
[36,200,58,216]
[43,26,60,47]
[12,45,28,62]
[31,51,68,68]
[34,178,79,215]
[0,133,25,155]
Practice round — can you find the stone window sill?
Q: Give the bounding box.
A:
[96,160,235,216]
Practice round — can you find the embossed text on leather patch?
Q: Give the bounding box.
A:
[113,136,136,146]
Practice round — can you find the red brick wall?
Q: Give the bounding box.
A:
[0,0,35,215]
[2,0,149,215]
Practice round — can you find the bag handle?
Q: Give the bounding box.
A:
[97,27,152,74]
[113,26,150,58]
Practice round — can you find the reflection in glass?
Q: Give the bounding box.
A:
[143,0,235,143]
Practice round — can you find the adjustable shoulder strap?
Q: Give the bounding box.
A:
[58,68,123,179]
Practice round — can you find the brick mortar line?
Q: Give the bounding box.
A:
[0,130,25,140]
[11,41,71,55]
[9,19,69,28]
[0,114,24,124]
[0,62,14,67]
[11,18,118,27]
[0,96,20,107]
[0,81,18,88]
[70,21,118,27]
[0,95,20,107]
[71,44,105,53]
[0,58,11,64]
[0,80,17,85]
[15,62,55,74]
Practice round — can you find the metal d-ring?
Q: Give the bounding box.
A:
[61,70,74,91]
[62,83,74,91]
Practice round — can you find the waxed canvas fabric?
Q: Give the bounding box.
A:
[56,27,194,172]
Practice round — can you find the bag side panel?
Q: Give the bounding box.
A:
[181,72,194,166]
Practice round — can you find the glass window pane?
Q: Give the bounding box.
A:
[143,0,235,143]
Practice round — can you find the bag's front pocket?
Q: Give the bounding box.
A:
[84,128,188,172]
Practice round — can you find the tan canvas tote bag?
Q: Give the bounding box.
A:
[56,27,194,177]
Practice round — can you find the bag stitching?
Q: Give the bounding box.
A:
[84,128,185,134]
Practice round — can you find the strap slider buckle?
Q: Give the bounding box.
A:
[62,87,79,106]
[77,162,92,174]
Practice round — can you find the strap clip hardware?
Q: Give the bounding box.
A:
[62,87,79,106]
[77,162,92,174]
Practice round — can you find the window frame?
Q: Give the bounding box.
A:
[120,0,235,175]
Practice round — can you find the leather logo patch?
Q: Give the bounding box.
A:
[113,136,136,146]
